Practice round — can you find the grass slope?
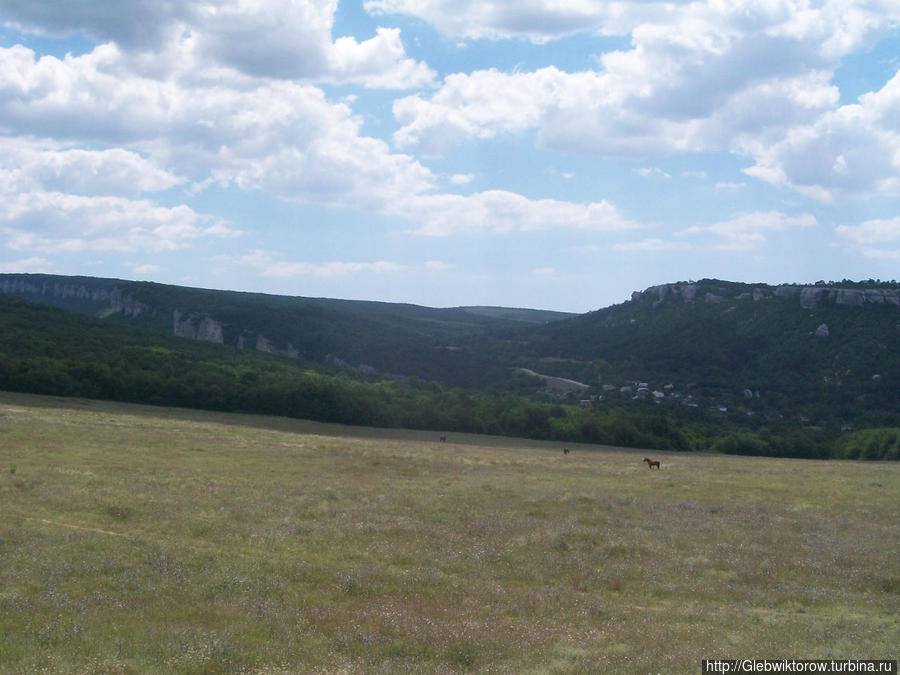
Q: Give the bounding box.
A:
[1,392,897,673]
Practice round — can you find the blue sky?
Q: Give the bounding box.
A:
[1,1,898,312]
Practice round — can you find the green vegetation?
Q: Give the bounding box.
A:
[1,274,899,459]
[1,392,897,672]
[838,428,900,461]
[0,273,539,388]
[520,279,900,429]
[0,293,692,451]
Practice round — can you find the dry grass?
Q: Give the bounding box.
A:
[0,391,897,673]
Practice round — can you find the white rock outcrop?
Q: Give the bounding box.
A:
[172,310,224,343]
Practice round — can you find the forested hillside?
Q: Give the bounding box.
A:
[0,273,570,388]
[512,279,900,429]
[0,294,694,452]
[1,274,898,459]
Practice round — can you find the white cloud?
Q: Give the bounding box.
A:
[835,216,900,258]
[0,135,231,257]
[0,44,435,210]
[328,27,435,88]
[0,44,178,142]
[742,69,900,201]
[236,250,407,277]
[0,40,645,252]
[679,211,817,250]
[131,263,163,275]
[836,216,900,244]
[615,238,692,252]
[194,1,434,88]
[367,0,900,55]
[386,1,900,203]
[0,256,53,273]
[0,139,183,196]
[393,67,562,155]
[849,246,900,260]
[424,260,454,271]
[364,0,671,43]
[0,0,191,50]
[402,190,639,236]
[0,0,434,88]
[0,191,234,253]
[634,167,671,179]
[391,38,841,160]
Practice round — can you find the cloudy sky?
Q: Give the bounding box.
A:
[1,1,899,312]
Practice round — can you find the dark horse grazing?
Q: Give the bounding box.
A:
[643,457,660,469]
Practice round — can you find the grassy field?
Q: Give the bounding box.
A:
[1,391,897,673]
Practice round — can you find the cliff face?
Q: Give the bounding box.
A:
[169,311,304,357]
[0,274,303,359]
[172,310,225,344]
[798,286,900,308]
[632,282,900,309]
[0,277,148,316]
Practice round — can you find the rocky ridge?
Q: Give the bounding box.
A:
[0,277,148,316]
[632,282,900,309]
[1,277,297,360]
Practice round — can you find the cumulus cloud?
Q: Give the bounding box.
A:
[0,0,434,88]
[192,1,434,87]
[387,1,900,201]
[131,263,164,275]
[0,135,232,256]
[4,0,892,289]
[0,36,637,256]
[236,250,407,277]
[0,191,233,253]
[743,70,900,201]
[835,216,900,258]
[615,238,692,252]
[0,44,435,208]
[679,211,817,250]
[391,43,841,159]
[0,139,183,196]
[401,190,639,236]
[0,256,53,273]
[0,0,192,50]
[392,67,562,155]
[367,0,899,54]
[364,0,669,42]
[634,167,672,179]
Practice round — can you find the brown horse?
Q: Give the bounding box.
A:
[563,447,570,455]
[643,457,660,469]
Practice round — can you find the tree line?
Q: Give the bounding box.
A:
[1,294,896,459]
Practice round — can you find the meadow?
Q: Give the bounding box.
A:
[0,391,897,673]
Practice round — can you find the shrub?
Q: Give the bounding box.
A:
[839,428,900,461]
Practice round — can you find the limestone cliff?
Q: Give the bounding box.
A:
[0,277,148,316]
[172,309,225,344]
[632,281,900,309]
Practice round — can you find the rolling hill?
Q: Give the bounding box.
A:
[510,279,900,428]
[1,273,898,458]
[0,273,572,388]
